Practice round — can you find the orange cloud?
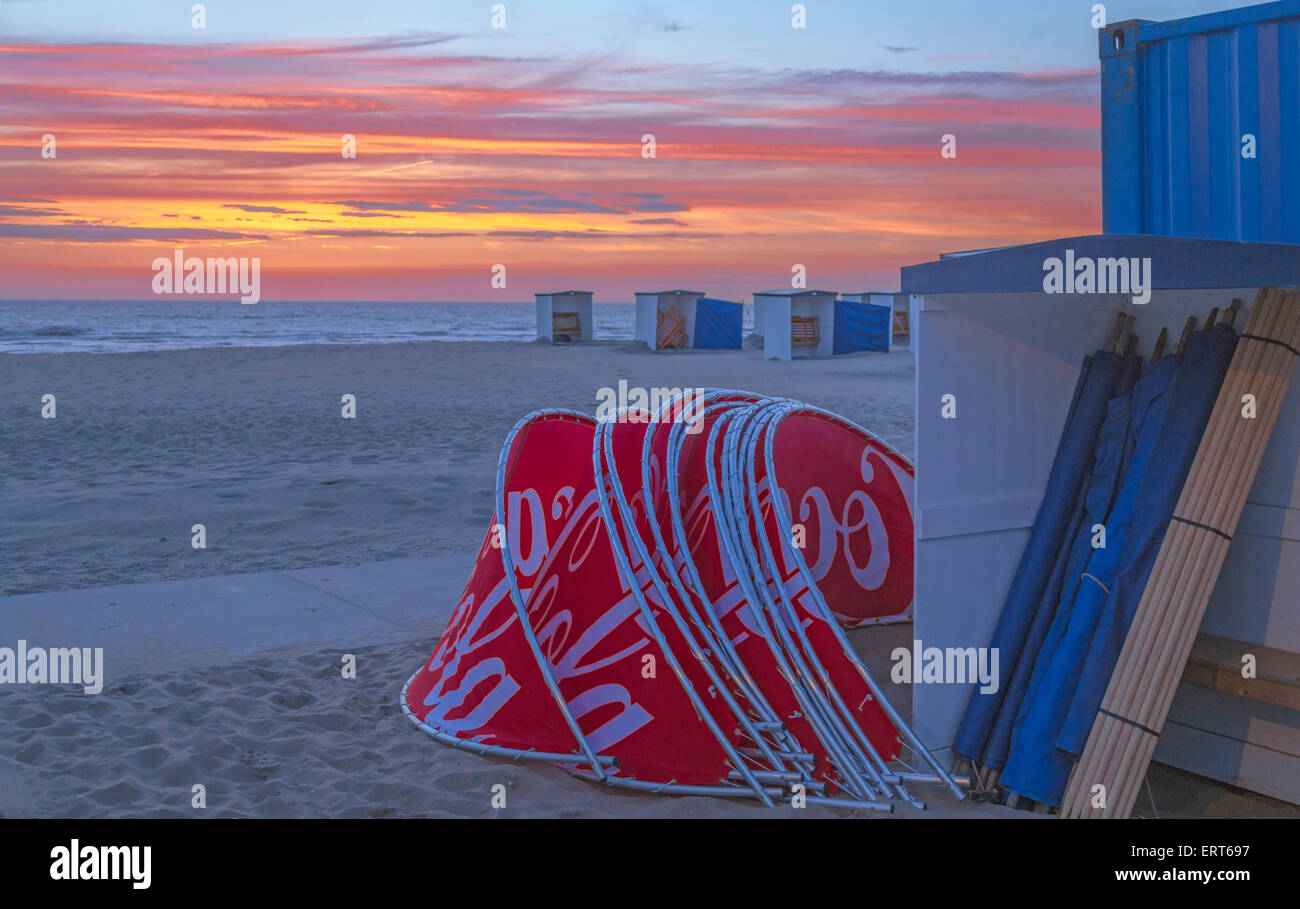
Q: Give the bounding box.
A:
[0,38,1100,300]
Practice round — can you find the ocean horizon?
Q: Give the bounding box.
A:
[0,299,757,355]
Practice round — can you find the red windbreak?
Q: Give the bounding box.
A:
[672,407,842,788]
[753,411,906,761]
[408,412,732,785]
[406,404,916,790]
[770,412,914,626]
[403,518,578,758]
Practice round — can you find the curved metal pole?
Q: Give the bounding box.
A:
[707,403,879,801]
[663,396,788,724]
[400,668,617,767]
[494,409,609,781]
[737,405,904,801]
[758,403,964,801]
[717,403,887,800]
[591,415,773,805]
[626,390,790,776]
[662,397,828,782]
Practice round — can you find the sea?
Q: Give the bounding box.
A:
[0,300,757,355]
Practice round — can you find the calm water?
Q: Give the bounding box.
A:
[0,300,704,354]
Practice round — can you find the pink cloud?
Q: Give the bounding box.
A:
[0,38,1100,300]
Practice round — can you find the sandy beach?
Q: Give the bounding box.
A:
[1,340,913,597]
[2,339,933,818]
[5,338,1294,821]
[4,626,995,819]
[4,338,1291,821]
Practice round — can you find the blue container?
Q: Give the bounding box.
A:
[1101,0,1300,243]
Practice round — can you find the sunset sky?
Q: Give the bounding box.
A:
[0,0,1241,301]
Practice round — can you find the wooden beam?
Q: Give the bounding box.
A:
[1181,633,1300,711]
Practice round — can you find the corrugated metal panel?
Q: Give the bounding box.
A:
[1101,0,1300,243]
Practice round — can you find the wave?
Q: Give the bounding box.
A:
[32,325,84,337]
[0,301,637,354]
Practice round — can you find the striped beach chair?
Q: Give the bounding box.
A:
[791,315,820,347]
[656,305,688,349]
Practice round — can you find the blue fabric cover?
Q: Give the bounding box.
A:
[832,299,890,354]
[1057,324,1239,756]
[1000,324,1237,805]
[980,357,1142,770]
[952,351,1133,764]
[693,297,742,350]
[998,363,1165,793]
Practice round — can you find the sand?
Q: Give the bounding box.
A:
[1,340,914,597]
[3,338,1285,819]
[2,634,1005,820]
[4,338,955,819]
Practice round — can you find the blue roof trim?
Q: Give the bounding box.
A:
[1137,0,1300,44]
[900,234,1300,294]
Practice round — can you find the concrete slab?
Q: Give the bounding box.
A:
[1,553,476,679]
[283,555,475,629]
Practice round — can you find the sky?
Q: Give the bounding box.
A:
[0,0,1255,301]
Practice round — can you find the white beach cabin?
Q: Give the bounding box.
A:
[535,290,594,342]
[753,290,837,360]
[634,290,704,350]
[901,235,1300,805]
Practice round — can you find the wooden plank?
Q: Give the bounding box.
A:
[1181,633,1300,710]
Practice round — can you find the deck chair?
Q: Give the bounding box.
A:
[656,305,688,350]
[552,311,582,340]
[791,315,820,347]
